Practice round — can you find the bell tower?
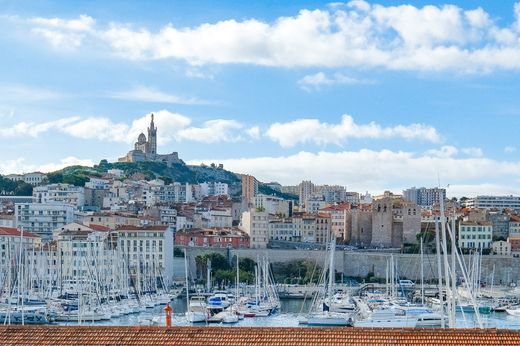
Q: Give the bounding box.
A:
[147,113,157,155]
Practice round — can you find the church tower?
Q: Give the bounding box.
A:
[147,113,157,155]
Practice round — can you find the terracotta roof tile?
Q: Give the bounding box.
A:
[1,326,520,346]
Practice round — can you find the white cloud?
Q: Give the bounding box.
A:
[188,149,520,197]
[298,72,374,91]
[424,145,458,158]
[266,114,441,147]
[505,146,517,153]
[0,110,256,145]
[246,126,261,140]
[461,147,483,157]
[0,156,95,175]
[29,15,95,49]
[60,110,192,145]
[108,85,207,105]
[21,4,520,72]
[0,116,80,138]
[177,119,244,143]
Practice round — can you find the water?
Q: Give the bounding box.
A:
[56,299,520,329]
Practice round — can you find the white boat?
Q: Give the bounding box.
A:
[506,307,520,317]
[354,308,418,328]
[306,312,353,326]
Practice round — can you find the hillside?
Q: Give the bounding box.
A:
[4,159,298,200]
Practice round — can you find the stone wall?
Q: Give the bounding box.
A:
[176,246,520,285]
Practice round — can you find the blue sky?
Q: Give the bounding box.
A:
[1,0,520,197]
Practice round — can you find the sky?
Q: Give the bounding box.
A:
[0,0,520,197]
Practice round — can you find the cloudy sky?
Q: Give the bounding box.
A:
[1,0,520,197]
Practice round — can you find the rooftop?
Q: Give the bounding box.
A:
[0,227,39,238]
[1,326,520,346]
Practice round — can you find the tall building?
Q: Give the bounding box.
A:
[241,174,258,204]
[298,180,315,206]
[33,183,85,208]
[403,187,446,207]
[239,209,269,248]
[119,114,181,166]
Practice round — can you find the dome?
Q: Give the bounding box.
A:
[137,133,146,143]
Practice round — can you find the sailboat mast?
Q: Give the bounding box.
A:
[434,219,445,328]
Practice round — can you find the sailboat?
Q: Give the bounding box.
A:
[184,252,207,323]
[221,255,240,324]
[300,237,354,326]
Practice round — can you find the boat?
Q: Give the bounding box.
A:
[354,308,418,328]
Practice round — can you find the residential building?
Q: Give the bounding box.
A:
[33,183,85,208]
[241,174,258,205]
[113,225,174,285]
[0,227,41,266]
[252,194,291,217]
[15,203,74,240]
[175,227,249,248]
[268,219,296,242]
[458,221,493,250]
[492,240,511,256]
[319,185,347,204]
[293,213,316,243]
[199,182,229,197]
[298,180,315,206]
[463,195,520,211]
[305,196,326,213]
[5,172,47,186]
[240,209,269,248]
[509,215,520,236]
[488,213,510,239]
[403,187,446,207]
[319,204,351,241]
[315,213,331,244]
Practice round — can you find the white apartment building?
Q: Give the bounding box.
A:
[240,210,269,248]
[403,187,446,207]
[319,185,347,204]
[113,225,174,285]
[5,172,47,186]
[159,207,177,232]
[305,196,327,213]
[463,195,520,211]
[199,182,229,197]
[0,227,41,266]
[252,194,290,217]
[202,208,233,228]
[33,183,85,208]
[458,221,493,250]
[15,203,74,240]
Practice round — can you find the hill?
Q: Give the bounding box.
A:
[2,159,298,201]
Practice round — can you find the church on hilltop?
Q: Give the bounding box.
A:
[118,113,182,166]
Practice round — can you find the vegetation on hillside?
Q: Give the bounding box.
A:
[0,176,33,195]
[258,183,298,201]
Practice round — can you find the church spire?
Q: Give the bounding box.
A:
[147,113,157,155]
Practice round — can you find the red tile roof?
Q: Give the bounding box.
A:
[0,227,39,238]
[1,326,520,346]
[89,224,112,232]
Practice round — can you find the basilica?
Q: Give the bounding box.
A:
[118,114,181,166]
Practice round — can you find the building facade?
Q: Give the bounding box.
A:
[458,221,493,250]
[15,203,75,240]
